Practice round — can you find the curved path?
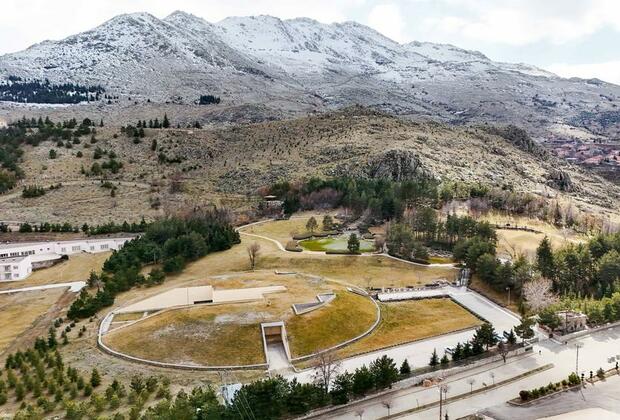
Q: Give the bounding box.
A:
[0,179,152,204]
[238,219,458,268]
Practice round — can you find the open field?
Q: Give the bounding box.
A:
[0,251,111,291]
[286,291,377,358]
[0,289,66,353]
[243,216,317,247]
[479,212,587,259]
[150,234,456,296]
[338,298,483,359]
[259,253,457,289]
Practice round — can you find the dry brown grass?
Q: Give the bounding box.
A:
[468,276,519,313]
[260,253,457,289]
[479,212,586,260]
[1,108,619,225]
[0,289,66,353]
[104,308,266,366]
[286,291,377,358]
[105,272,342,365]
[127,234,456,308]
[242,214,338,247]
[0,252,111,291]
[112,312,146,322]
[338,298,482,358]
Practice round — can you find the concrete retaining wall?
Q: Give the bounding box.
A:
[97,312,268,371]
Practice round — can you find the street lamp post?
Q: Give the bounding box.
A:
[438,384,449,420]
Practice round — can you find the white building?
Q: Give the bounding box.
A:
[0,237,134,281]
[0,256,32,281]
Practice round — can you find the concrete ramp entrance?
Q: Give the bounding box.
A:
[261,322,293,374]
[266,343,290,371]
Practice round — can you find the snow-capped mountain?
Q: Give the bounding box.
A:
[1,10,619,135]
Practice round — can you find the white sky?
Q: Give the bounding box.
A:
[1,0,620,84]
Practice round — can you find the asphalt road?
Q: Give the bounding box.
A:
[318,326,620,419]
[484,373,620,419]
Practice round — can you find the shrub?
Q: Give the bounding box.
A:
[568,372,580,385]
[22,185,46,198]
[597,368,606,379]
[561,379,568,387]
[519,390,530,401]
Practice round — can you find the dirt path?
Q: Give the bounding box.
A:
[0,179,152,204]
[0,289,75,358]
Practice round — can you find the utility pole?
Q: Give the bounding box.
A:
[506,286,511,306]
[575,343,583,376]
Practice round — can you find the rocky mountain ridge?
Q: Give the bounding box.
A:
[1,11,620,137]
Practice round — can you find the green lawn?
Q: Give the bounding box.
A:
[300,235,375,252]
[286,291,378,357]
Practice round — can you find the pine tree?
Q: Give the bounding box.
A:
[90,369,101,387]
[162,114,170,128]
[440,354,449,366]
[429,348,439,367]
[536,236,556,280]
[507,329,517,345]
[347,233,360,254]
[399,359,411,375]
[47,327,57,349]
[306,217,318,233]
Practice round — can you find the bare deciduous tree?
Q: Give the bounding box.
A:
[522,276,558,313]
[374,236,386,253]
[247,242,260,270]
[312,350,342,392]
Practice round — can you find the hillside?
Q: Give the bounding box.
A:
[1,11,620,138]
[1,108,618,225]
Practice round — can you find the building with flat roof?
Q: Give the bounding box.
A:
[0,256,32,281]
[557,310,588,334]
[0,237,135,281]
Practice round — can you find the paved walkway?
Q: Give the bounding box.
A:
[484,374,620,420]
[325,326,620,419]
[267,342,293,373]
[0,281,86,294]
[289,286,521,385]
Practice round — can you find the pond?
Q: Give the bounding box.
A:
[299,235,376,253]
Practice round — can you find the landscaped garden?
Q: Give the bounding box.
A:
[299,234,375,253]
